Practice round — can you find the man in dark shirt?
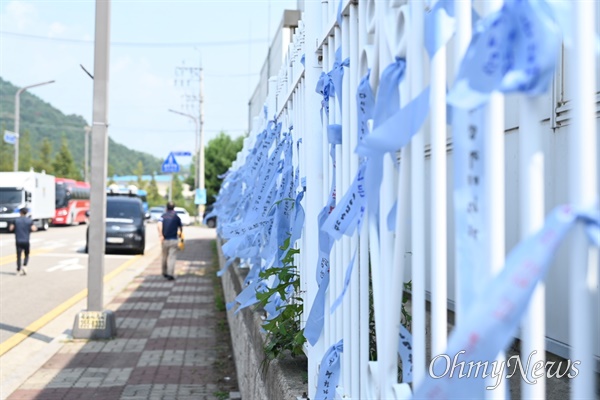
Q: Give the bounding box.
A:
[157,202,182,280]
[9,208,37,276]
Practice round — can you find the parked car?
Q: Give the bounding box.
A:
[203,204,217,228]
[175,207,192,226]
[149,206,164,223]
[86,195,149,254]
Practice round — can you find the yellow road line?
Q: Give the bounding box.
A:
[0,255,142,356]
[0,248,54,266]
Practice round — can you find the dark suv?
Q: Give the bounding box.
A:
[86,196,148,254]
[203,204,217,228]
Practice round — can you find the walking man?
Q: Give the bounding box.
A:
[157,202,182,281]
[9,208,37,276]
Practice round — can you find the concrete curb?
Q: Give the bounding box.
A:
[217,237,308,400]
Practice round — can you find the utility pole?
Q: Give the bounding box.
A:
[13,80,55,171]
[72,0,116,340]
[173,59,206,219]
[198,66,205,217]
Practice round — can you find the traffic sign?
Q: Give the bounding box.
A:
[172,151,192,156]
[161,152,180,173]
[4,131,17,145]
[195,188,206,205]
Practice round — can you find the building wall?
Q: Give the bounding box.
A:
[247,9,301,128]
[110,175,194,199]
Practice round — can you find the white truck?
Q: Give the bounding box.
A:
[0,170,56,231]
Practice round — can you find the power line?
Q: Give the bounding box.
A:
[0,119,247,134]
[0,30,269,48]
[109,126,247,134]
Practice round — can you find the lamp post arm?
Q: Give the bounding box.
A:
[14,80,56,171]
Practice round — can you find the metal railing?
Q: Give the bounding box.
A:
[219,1,599,399]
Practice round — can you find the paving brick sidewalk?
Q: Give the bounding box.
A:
[7,228,240,400]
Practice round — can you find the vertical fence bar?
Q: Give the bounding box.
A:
[569,1,598,398]
[268,77,277,120]
[321,41,332,350]
[452,0,472,328]
[341,9,352,395]
[304,2,324,397]
[322,0,329,37]
[429,0,448,359]
[377,2,404,397]
[366,6,384,391]
[348,4,361,398]
[330,30,341,350]
[357,2,371,398]
[519,96,546,399]
[389,4,412,396]
[482,0,506,397]
[346,4,360,399]
[409,0,426,388]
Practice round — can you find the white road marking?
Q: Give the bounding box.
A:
[34,253,131,259]
[47,258,85,272]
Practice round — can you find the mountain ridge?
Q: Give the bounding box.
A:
[0,76,164,176]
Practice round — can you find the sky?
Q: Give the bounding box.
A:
[0,0,298,162]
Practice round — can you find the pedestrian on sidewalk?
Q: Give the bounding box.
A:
[9,207,37,276]
[157,201,182,281]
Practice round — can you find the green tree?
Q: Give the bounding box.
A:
[204,132,244,204]
[0,122,14,171]
[18,129,33,171]
[33,137,54,174]
[107,164,116,180]
[185,155,196,188]
[133,160,147,190]
[171,173,185,205]
[52,135,81,179]
[147,173,163,207]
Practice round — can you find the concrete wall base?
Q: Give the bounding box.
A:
[217,238,308,400]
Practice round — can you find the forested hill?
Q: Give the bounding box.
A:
[0,77,162,177]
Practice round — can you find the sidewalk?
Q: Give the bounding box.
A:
[5,227,240,400]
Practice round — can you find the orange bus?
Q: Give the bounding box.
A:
[53,178,91,226]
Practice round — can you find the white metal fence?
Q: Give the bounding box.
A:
[214,1,599,399]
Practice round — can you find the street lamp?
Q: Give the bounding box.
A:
[167,108,201,195]
[14,80,56,171]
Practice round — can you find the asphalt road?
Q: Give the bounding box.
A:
[0,222,161,345]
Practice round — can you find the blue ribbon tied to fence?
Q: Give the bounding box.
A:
[424,0,456,58]
[322,162,367,241]
[413,205,600,399]
[398,324,414,383]
[355,58,406,227]
[330,47,350,111]
[315,339,344,400]
[447,0,563,110]
[304,201,336,346]
[356,69,375,147]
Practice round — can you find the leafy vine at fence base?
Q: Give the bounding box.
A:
[255,236,306,368]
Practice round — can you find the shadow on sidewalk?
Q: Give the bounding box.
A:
[7,237,239,400]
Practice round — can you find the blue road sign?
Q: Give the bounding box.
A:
[4,131,17,145]
[195,188,206,205]
[161,152,180,173]
[172,151,192,157]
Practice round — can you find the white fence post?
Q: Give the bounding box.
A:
[409,0,426,388]
[569,1,598,399]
